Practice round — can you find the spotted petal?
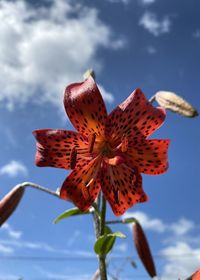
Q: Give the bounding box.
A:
[64,77,108,138]
[125,139,170,175]
[60,158,101,211]
[33,129,90,169]
[107,88,166,144]
[101,164,148,216]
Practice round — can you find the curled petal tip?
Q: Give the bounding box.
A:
[0,186,25,226]
[83,69,95,81]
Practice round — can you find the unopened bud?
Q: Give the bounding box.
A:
[185,269,200,280]
[0,185,25,226]
[133,221,157,278]
[155,91,198,118]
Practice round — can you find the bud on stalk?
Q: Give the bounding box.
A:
[0,185,25,226]
[133,221,156,278]
[155,91,198,118]
[185,269,200,280]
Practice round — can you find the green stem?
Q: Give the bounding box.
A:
[100,195,106,236]
[106,217,137,225]
[149,95,156,104]
[19,182,59,198]
[98,194,107,280]
[92,193,108,280]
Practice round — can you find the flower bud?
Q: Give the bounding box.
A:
[155,91,198,118]
[185,269,200,280]
[0,185,25,226]
[133,221,157,278]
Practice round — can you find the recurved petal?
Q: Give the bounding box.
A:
[125,139,170,175]
[60,158,101,212]
[101,164,148,216]
[64,77,108,137]
[33,129,90,170]
[106,88,166,144]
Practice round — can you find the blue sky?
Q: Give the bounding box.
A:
[0,0,199,279]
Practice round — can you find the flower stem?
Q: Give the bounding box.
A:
[98,194,107,280]
[100,195,106,236]
[18,182,59,198]
[92,193,108,280]
[149,95,156,104]
[106,217,137,225]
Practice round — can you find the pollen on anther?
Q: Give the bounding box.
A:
[70,147,77,169]
[88,133,96,153]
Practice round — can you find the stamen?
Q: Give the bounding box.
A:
[105,156,125,166]
[81,184,90,200]
[81,154,102,198]
[121,135,129,152]
[88,133,96,153]
[70,146,77,169]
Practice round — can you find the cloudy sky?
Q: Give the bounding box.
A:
[0,0,200,279]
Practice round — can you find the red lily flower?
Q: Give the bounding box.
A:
[33,77,169,216]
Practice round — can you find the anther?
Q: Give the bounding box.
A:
[88,133,96,153]
[106,156,124,166]
[81,184,90,200]
[70,147,77,169]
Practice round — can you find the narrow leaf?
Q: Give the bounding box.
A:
[112,231,126,238]
[53,207,89,224]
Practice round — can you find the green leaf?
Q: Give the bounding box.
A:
[112,231,126,238]
[94,231,126,255]
[53,207,89,224]
[104,226,113,235]
[94,234,116,255]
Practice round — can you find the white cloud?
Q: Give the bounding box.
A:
[0,0,123,111]
[0,244,14,255]
[107,0,130,4]
[0,273,20,280]
[114,242,128,253]
[170,218,195,236]
[1,223,22,239]
[34,265,91,280]
[146,46,157,54]
[193,29,200,38]
[123,211,166,233]
[139,11,171,36]
[67,230,80,247]
[123,211,195,237]
[160,242,200,280]
[0,238,94,258]
[98,84,115,104]
[0,160,28,177]
[139,0,156,4]
[122,211,199,279]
